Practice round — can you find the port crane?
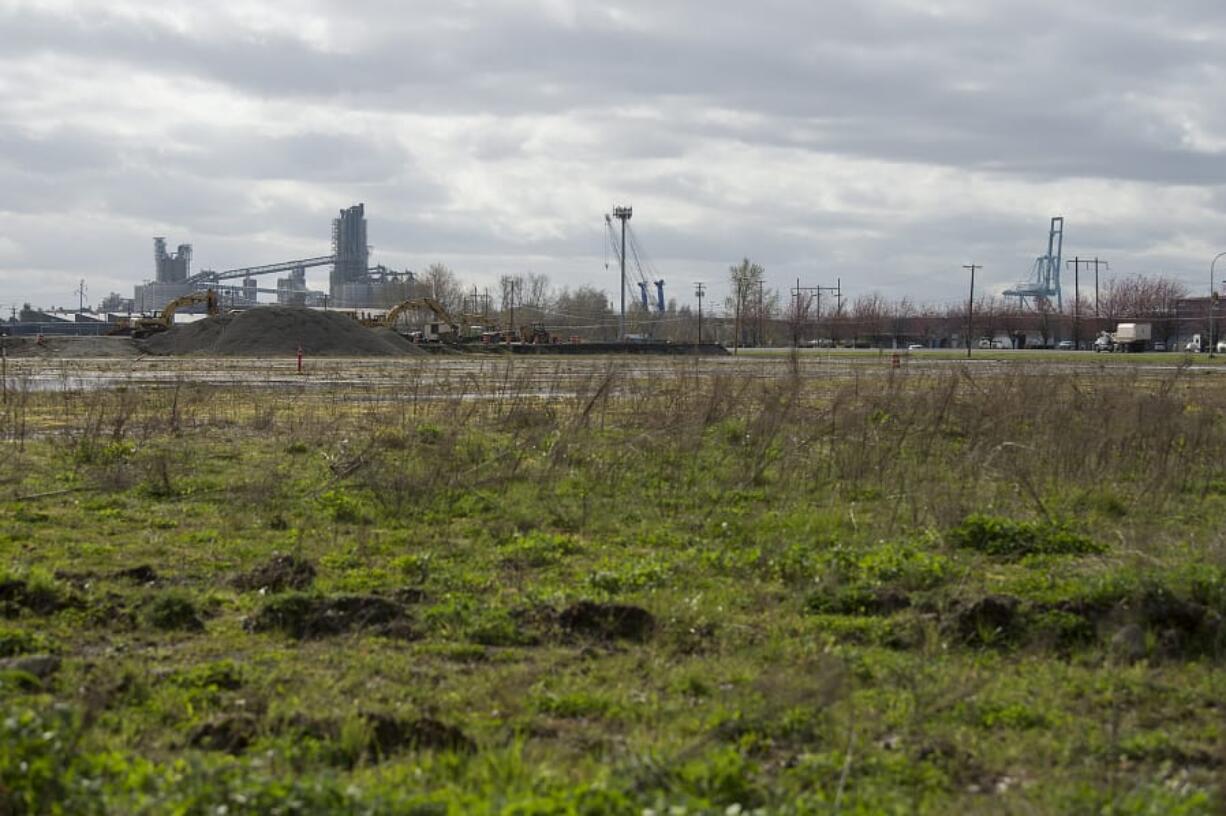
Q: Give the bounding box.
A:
[604,214,665,314]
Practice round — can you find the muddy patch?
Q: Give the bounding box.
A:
[0,578,78,617]
[233,554,316,593]
[558,601,655,642]
[244,593,412,639]
[113,565,159,584]
[365,713,476,757]
[953,595,1021,646]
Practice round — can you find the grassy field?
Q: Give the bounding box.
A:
[2,354,1225,814]
[741,347,1226,367]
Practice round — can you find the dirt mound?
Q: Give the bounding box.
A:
[233,554,316,593]
[113,565,158,584]
[139,307,426,357]
[954,595,1020,646]
[365,714,476,757]
[271,713,475,759]
[558,601,655,641]
[244,593,412,639]
[0,578,77,616]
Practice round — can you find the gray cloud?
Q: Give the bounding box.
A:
[1,0,1225,308]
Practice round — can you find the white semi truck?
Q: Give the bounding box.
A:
[1094,322,1151,353]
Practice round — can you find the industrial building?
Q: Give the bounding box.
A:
[132,203,414,313]
[134,238,195,312]
[328,204,414,307]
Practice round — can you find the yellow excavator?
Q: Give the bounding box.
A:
[127,289,220,338]
[383,297,460,342]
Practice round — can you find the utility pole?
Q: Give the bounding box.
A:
[1211,252,1226,357]
[612,206,632,340]
[733,277,745,356]
[750,279,760,345]
[507,278,519,336]
[694,282,705,344]
[1090,258,1109,317]
[791,279,818,347]
[1067,258,1086,349]
[963,264,981,359]
[812,282,840,347]
[76,279,87,313]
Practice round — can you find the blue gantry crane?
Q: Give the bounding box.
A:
[1004,217,1064,310]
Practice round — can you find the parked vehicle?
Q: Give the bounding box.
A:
[1189,334,1226,353]
[1056,340,1075,350]
[1096,322,1151,353]
[906,343,924,351]
[1152,341,1167,352]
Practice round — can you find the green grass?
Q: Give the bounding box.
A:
[1,356,1224,813]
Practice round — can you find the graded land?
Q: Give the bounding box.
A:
[2,352,1225,814]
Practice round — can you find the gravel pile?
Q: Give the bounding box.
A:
[139,307,425,357]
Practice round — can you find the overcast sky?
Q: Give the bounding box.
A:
[2,0,1224,312]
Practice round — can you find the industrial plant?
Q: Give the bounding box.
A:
[133,204,414,312]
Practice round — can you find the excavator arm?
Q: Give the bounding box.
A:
[384,298,459,334]
[159,289,219,325]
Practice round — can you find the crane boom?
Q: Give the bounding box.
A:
[605,215,665,313]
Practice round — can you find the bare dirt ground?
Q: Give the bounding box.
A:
[0,335,141,359]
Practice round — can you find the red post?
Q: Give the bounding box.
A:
[891,352,901,369]
[296,345,303,375]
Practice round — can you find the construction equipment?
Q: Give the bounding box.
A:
[384,298,460,342]
[131,290,220,338]
[521,322,553,345]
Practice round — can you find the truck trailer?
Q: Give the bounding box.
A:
[1094,322,1151,353]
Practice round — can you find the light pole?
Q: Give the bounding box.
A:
[612,206,632,340]
[963,264,980,359]
[1211,252,1226,357]
[694,282,705,344]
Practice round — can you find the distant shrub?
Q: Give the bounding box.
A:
[0,627,50,657]
[144,592,204,632]
[534,691,618,719]
[973,700,1053,730]
[948,514,1103,558]
[318,490,368,525]
[171,660,243,691]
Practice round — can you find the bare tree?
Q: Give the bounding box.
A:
[1098,273,1188,344]
[851,293,889,347]
[727,258,768,347]
[415,263,464,314]
[889,297,916,347]
[554,285,614,340]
